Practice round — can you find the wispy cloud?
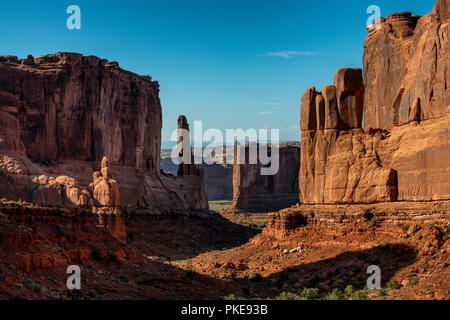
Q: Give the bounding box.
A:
[258,111,273,115]
[261,50,318,58]
[233,99,256,104]
[234,100,281,107]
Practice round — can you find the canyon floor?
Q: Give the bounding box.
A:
[0,200,448,300]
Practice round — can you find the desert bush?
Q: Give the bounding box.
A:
[300,288,319,299]
[386,279,401,289]
[224,294,242,300]
[326,288,345,300]
[276,292,303,300]
[350,288,369,300]
[378,288,387,297]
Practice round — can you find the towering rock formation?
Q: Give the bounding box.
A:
[175,115,209,209]
[299,0,450,204]
[0,52,208,211]
[232,142,300,212]
[363,4,449,130]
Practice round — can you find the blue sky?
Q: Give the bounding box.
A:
[0,0,435,143]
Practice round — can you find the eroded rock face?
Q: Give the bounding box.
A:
[233,142,300,212]
[0,53,208,211]
[299,0,450,204]
[363,1,449,130]
[300,70,398,204]
[0,52,161,171]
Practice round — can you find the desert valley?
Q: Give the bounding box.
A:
[0,0,449,302]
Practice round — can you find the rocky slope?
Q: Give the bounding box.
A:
[186,203,449,300]
[0,52,207,211]
[0,200,256,299]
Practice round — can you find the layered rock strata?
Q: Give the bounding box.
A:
[299,0,450,204]
[0,52,208,211]
[232,142,300,212]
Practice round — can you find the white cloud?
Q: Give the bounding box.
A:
[262,50,318,58]
[258,111,273,115]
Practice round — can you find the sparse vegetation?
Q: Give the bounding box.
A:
[378,288,387,297]
[326,288,346,300]
[340,285,369,300]
[276,292,303,300]
[209,200,233,212]
[386,279,401,290]
[350,288,368,300]
[402,224,410,234]
[224,294,242,300]
[300,288,319,300]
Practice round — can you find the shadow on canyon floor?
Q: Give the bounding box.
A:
[125,211,262,261]
[233,243,417,299]
[0,209,240,300]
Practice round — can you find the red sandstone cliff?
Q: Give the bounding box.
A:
[232,142,300,212]
[299,0,450,204]
[363,4,449,130]
[0,52,208,211]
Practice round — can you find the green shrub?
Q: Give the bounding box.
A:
[276,292,303,300]
[224,294,241,300]
[326,288,345,300]
[344,285,355,297]
[300,288,319,300]
[378,288,387,297]
[386,279,401,289]
[350,288,369,300]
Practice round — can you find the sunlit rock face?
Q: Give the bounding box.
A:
[0,53,208,211]
[299,0,450,204]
